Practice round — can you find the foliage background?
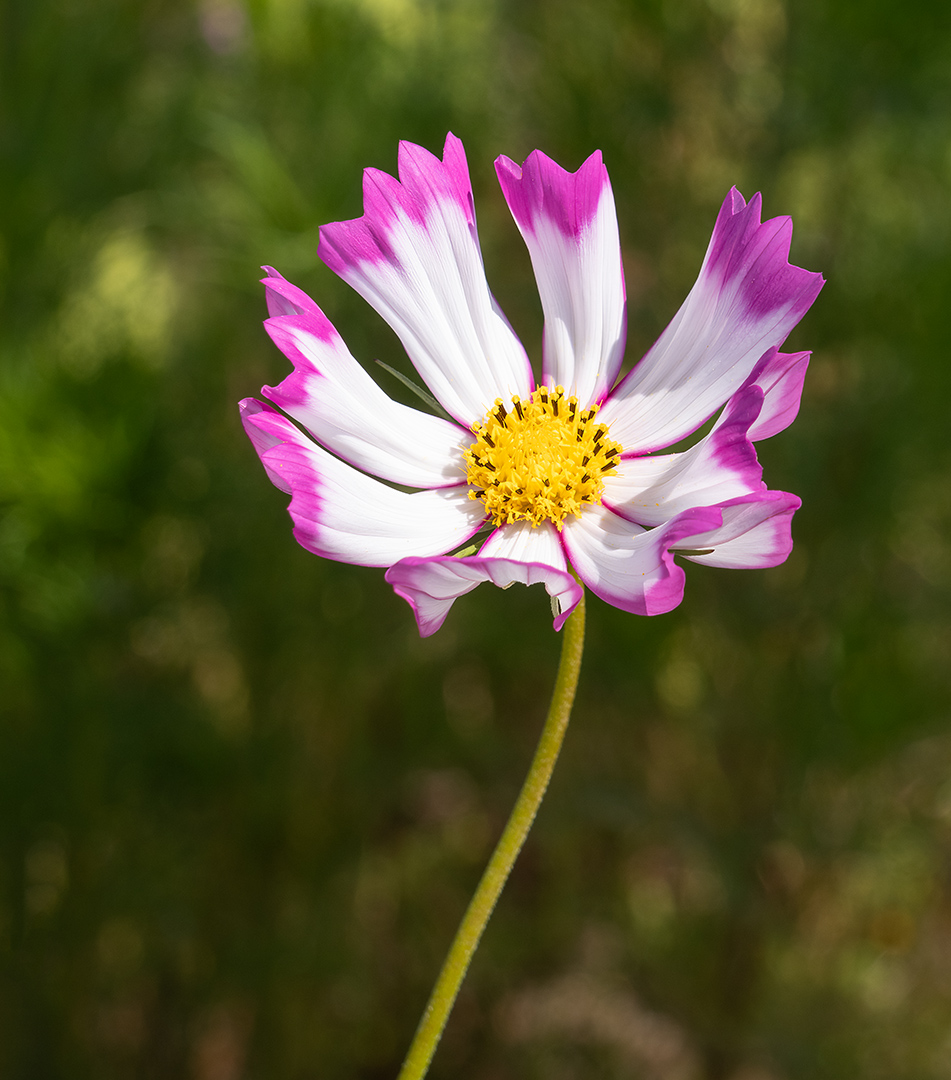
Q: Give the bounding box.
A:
[3,0,951,1077]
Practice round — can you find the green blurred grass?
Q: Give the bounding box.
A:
[2,0,951,1077]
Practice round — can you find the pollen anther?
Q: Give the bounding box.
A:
[464,386,624,530]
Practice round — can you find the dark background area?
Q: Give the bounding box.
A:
[2,0,951,1077]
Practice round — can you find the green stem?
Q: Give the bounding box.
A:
[397,588,587,1080]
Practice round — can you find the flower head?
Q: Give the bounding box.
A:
[241,134,823,636]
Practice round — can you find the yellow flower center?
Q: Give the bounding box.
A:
[464,386,624,531]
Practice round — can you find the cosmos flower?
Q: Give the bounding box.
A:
[241,134,823,636]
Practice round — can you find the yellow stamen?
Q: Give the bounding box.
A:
[464,386,624,530]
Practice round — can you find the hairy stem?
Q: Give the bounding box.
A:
[397,589,587,1080]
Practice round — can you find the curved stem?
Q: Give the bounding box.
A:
[397,589,587,1080]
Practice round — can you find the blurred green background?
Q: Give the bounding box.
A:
[3,0,951,1076]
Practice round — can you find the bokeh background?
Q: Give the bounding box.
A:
[3,0,951,1077]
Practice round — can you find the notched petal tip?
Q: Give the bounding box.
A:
[239,396,280,441]
[239,398,296,493]
[711,189,825,319]
[496,145,610,239]
[260,266,321,319]
[493,152,521,183]
[727,186,748,214]
[395,136,474,226]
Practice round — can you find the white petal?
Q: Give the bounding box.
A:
[674,492,800,568]
[562,503,723,616]
[603,384,765,527]
[600,188,824,453]
[318,135,533,426]
[260,270,468,488]
[478,518,569,568]
[241,400,484,566]
[386,522,581,638]
[496,149,626,407]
